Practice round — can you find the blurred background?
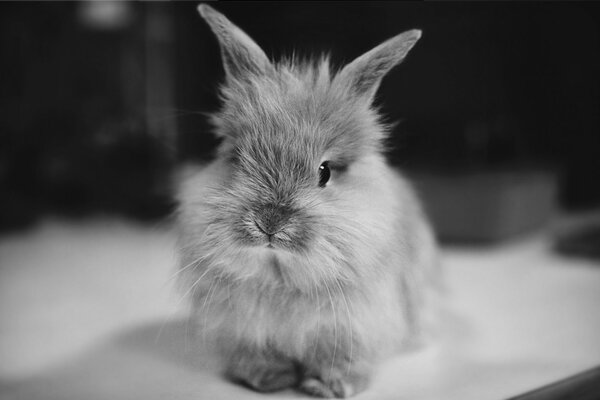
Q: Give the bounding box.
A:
[2,3,600,399]
[1,1,599,245]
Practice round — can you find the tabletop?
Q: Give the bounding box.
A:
[1,216,599,400]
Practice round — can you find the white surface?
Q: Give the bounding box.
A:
[1,216,599,399]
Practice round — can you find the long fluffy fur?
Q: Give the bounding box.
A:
[176,5,438,398]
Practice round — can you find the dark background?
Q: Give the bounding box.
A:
[1,1,599,232]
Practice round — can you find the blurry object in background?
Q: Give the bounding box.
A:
[554,216,600,261]
[78,0,133,31]
[143,3,178,160]
[0,136,43,231]
[408,114,559,243]
[0,2,176,232]
[412,168,558,244]
[83,116,174,220]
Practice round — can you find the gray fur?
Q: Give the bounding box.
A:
[176,5,439,398]
[338,29,422,100]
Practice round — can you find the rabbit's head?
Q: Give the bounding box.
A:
[184,5,421,290]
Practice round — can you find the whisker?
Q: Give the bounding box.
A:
[312,281,322,361]
[333,278,354,376]
[174,264,215,309]
[184,301,197,354]
[323,279,338,381]
[145,108,210,124]
[165,253,206,283]
[201,275,221,346]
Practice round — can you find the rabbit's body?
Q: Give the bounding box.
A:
[176,5,439,398]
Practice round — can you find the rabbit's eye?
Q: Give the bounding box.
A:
[318,161,330,187]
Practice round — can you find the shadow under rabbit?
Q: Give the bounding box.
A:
[2,318,295,400]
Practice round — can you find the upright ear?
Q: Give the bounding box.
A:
[337,29,422,101]
[198,4,273,81]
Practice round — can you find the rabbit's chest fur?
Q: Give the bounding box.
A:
[193,257,410,361]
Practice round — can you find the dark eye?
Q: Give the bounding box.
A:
[318,161,331,187]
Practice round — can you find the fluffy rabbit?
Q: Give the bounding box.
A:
[176,4,439,398]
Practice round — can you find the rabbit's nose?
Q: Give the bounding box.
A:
[255,204,290,236]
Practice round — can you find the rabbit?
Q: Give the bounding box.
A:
[176,4,440,398]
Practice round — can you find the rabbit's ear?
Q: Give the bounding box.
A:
[338,30,421,101]
[198,4,272,81]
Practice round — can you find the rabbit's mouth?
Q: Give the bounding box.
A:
[258,229,293,251]
[236,209,311,254]
[255,223,290,251]
[251,226,306,254]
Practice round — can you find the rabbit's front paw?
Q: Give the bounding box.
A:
[298,369,368,398]
[226,346,299,393]
[237,364,298,393]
